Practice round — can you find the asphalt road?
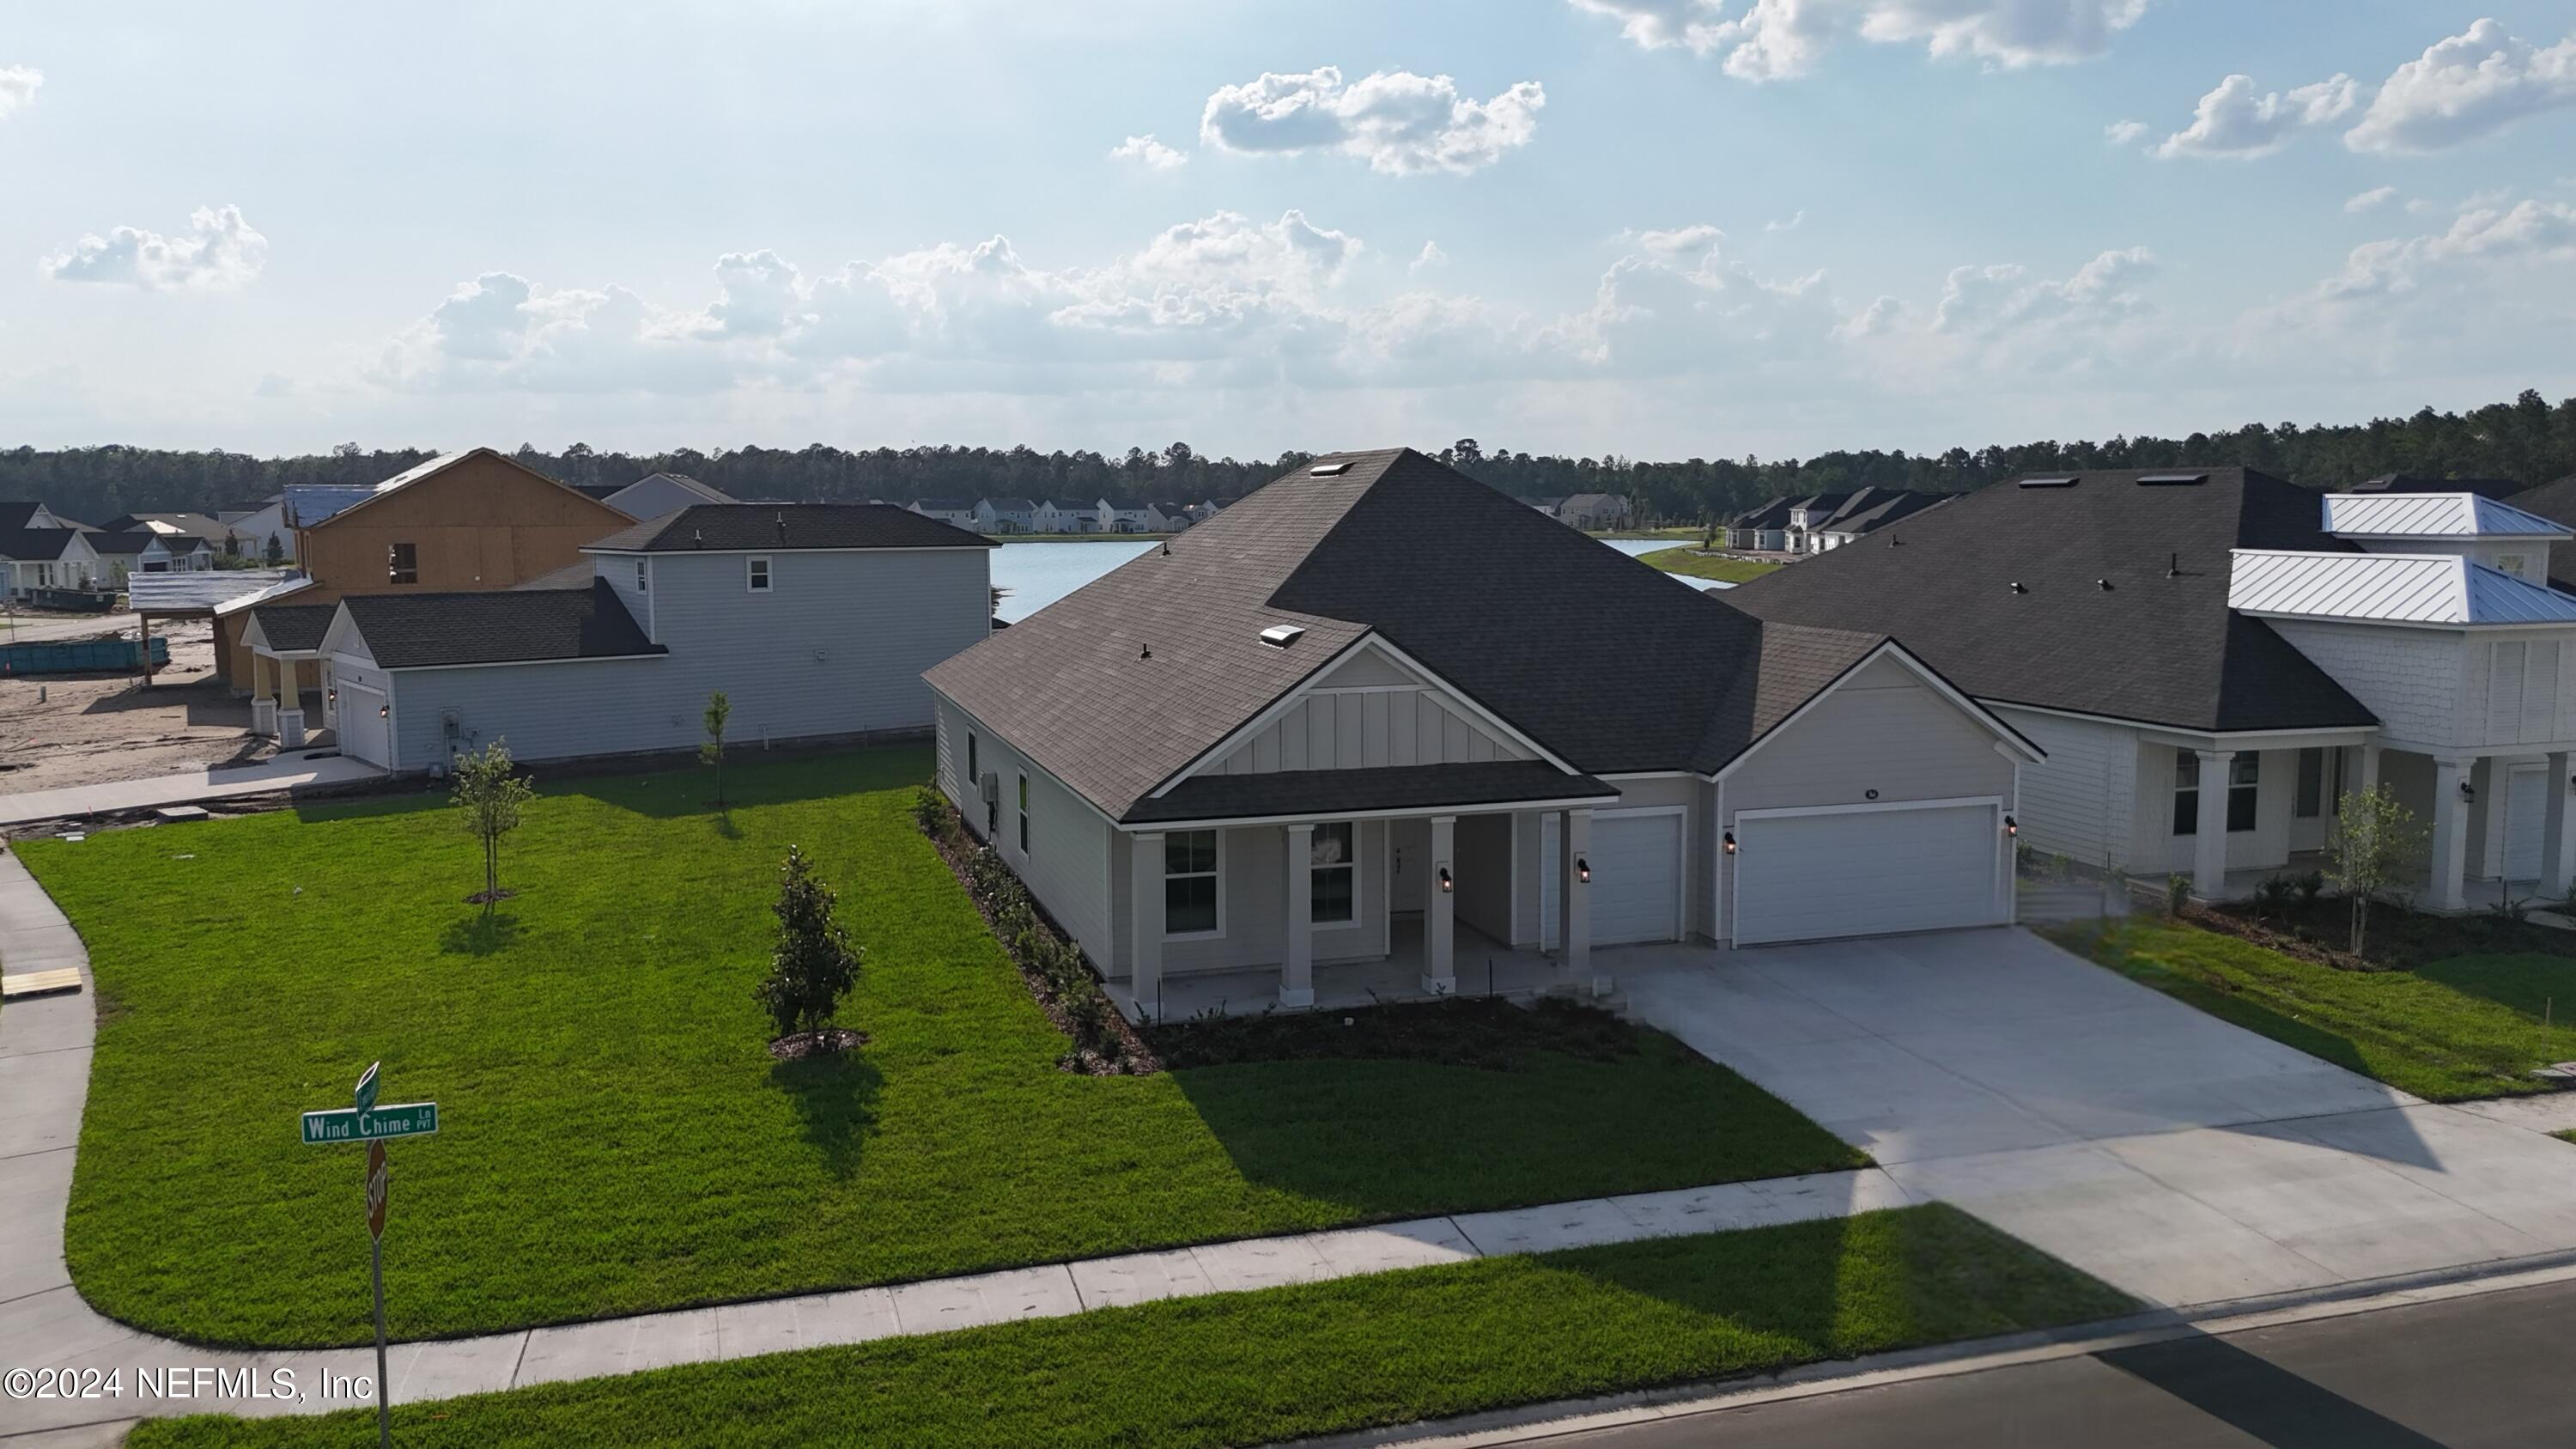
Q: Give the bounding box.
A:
[1530,1278,2576,1449]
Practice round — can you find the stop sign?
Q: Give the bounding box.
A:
[364,1140,389,1240]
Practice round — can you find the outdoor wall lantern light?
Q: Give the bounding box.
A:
[2460,780,2476,803]
[2005,815,2018,837]
[1576,855,1591,884]
[325,687,337,704]
[1722,831,1737,855]
[379,703,389,719]
[1437,866,1453,893]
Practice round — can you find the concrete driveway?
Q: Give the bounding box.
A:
[1622,928,2576,1311]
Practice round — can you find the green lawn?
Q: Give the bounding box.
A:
[26,748,1862,1348]
[1637,546,1784,583]
[131,1205,2132,1449]
[2050,919,2576,1101]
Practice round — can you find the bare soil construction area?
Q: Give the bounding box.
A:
[0,617,292,793]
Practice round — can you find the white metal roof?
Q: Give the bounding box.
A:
[129,569,301,614]
[2319,492,2571,539]
[209,573,316,617]
[2230,550,2576,625]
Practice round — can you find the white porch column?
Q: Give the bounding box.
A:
[1561,807,1593,977]
[2429,755,2473,913]
[250,652,278,737]
[276,658,307,747]
[1282,823,1315,1008]
[2546,752,2576,898]
[1129,832,1163,1020]
[1424,815,1456,995]
[2355,742,2381,799]
[2192,749,2230,898]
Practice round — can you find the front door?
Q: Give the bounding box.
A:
[1388,819,1431,916]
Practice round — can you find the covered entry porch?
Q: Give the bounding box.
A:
[1115,773,1632,1021]
[237,603,344,750]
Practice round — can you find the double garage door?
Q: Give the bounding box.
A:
[1731,801,2008,947]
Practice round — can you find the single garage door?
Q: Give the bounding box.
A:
[1733,801,2003,947]
[1542,810,1683,948]
[337,682,390,767]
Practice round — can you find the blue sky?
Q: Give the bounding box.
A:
[3,1,2573,460]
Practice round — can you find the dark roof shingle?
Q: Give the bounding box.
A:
[584,504,993,553]
[342,582,664,669]
[247,603,337,653]
[1729,467,2374,732]
[1127,761,1618,825]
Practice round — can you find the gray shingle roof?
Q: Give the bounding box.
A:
[583,504,994,554]
[928,447,1909,822]
[1729,466,2376,733]
[0,528,85,562]
[247,603,337,652]
[340,583,664,669]
[1127,761,1619,825]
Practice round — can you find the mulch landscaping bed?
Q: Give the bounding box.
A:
[2187,893,2576,974]
[767,1027,867,1062]
[1148,995,1641,1071]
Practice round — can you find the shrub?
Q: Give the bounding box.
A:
[2252,875,2294,917]
[751,846,862,1039]
[2294,870,2325,906]
[2166,873,2191,916]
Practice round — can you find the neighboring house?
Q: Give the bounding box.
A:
[976,497,1040,534]
[1520,496,1565,519]
[218,497,295,564]
[908,499,978,528]
[1803,488,1951,551]
[0,527,101,597]
[97,513,239,562]
[926,448,2040,1016]
[1725,498,1798,551]
[1099,499,1159,533]
[1557,493,1631,530]
[0,502,80,532]
[1781,492,1851,552]
[592,472,736,521]
[2505,474,2576,591]
[82,530,152,588]
[1150,502,1194,531]
[215,448,635,695]
[301,505,992,771]
[1034,500,1101,533]
[133,533,218,573]
[1734,468,2576,913]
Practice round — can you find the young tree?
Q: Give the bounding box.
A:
[451,738,535,915]
[264,534,284,565]
[701,690,731,807]
[2324,785,2428,954]
[752,846,862,1040]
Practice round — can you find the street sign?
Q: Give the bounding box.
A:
[301,1103,438,1144]
[354,1061,380,1117]
[365,1141,389,1240]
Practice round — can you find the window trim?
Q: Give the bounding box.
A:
[2176,748,2261,836]
[1017,770,1030,855]
[387,541,418,586]
[1309,819,1358,926]
[2496,552,2529,579]
[2227,751,2260,833]
[746,555,772,594]
[1161,829,1225,941]
[635,560,649,593]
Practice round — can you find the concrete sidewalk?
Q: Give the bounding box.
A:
[0,753,382,828]
[0,846,1913,1439]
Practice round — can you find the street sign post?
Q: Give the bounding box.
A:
[301,1062,433,1449]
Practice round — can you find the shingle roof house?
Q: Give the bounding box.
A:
[1731,466,2576,914]
[927,447,2044,1014]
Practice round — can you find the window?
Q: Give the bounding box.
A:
[1163,831,1219,936]
[2294,747,2325,819]
[386,542,417,585]
[1309,822,1355,924]
[747,556,772,593]
[2177,749,2259,834]
[966,733,977,789]
[635,560,649,592]
[1017,772,1030,853]
[2497,553,2529,579]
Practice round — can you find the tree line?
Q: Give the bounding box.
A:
[7,388,2572,527]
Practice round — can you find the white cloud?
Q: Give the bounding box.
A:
[2345,186,2398,213]
[0,64,39,120]
[1631,223,1727,258]
[2104,119,2151,145]
[1765,210,1806,232]
[1109,134,1188,171]
[2151,73,2359,159]
[2346,19,2576,155]
[1566,0,2151,80]
[1409,240,1449,273]
[1199,65,1544,175]
[2313,198,2576,302]
[41,205,269,291]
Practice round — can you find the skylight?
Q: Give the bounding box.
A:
[1308,461,1351,477]
[2136,472,2208,486]
[2018,476,2078,489]
[1259,624,1306,648]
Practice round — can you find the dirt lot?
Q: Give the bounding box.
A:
[0,617,297,793]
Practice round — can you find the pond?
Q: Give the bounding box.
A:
[990,537,1722,623]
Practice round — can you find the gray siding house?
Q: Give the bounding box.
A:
[927,448,2039,1018]
[311,505,992,770]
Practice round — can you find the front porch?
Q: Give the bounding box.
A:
[1109,918,1628,1021]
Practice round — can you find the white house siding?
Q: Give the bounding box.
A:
[1991,708,2138,871]
[1114,819,1392,977]
[2462,636,2576,748]
[636,547,988,745]
[2269,620,2463,749]
[1203,648,1534,776]
[2129,745,2300,875]
[935,703,1115,965]
[381,657,674,766]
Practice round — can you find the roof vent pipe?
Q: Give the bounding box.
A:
[2009,581,2028,594]
[1139,642,1151,660]
[692,528,704,549]
[2166,551,2178,578]
[2097,578,2113,591]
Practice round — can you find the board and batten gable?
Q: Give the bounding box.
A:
[602,544,990,745]
[1190,642,1537,781]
